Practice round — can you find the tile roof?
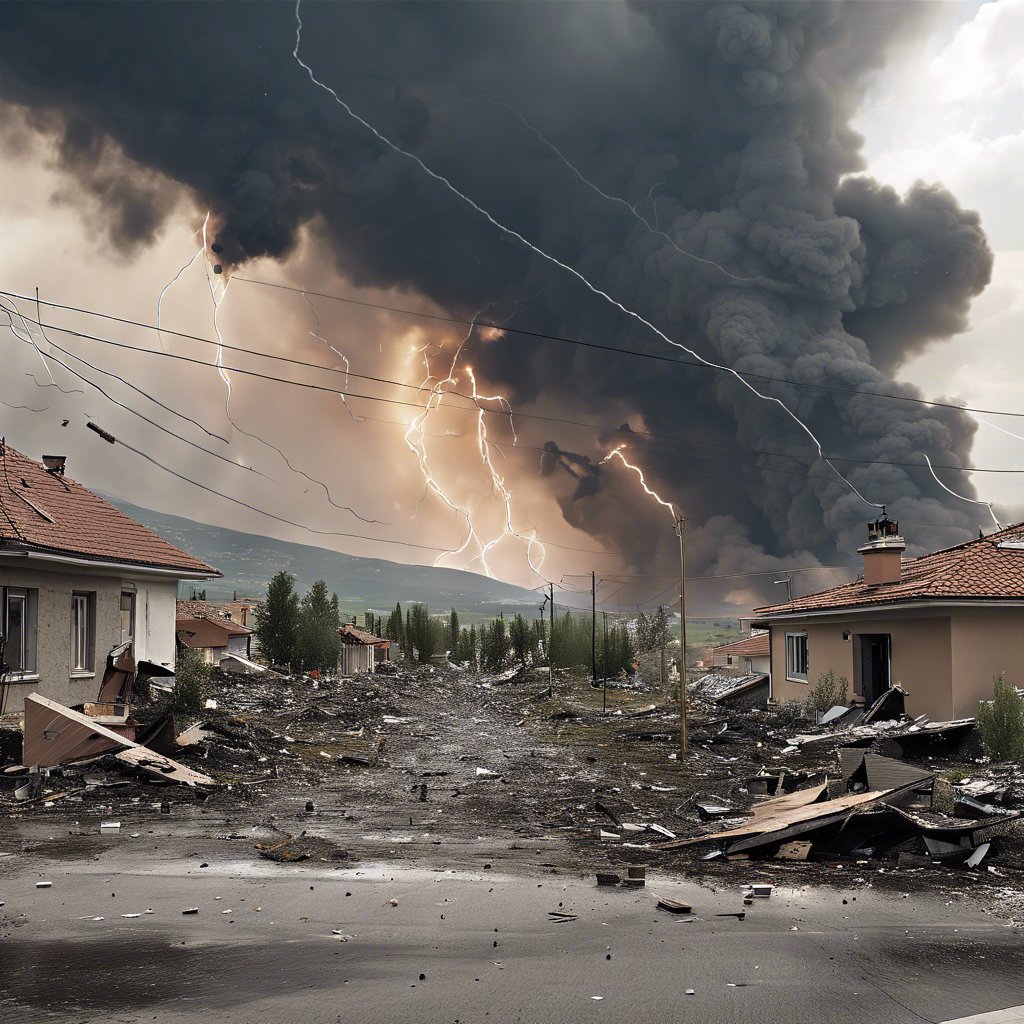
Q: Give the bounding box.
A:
[0,443,217,576]
[712,633,770,658]
[176,616,251,649]
[339,623,389,646]
[755,522,1024,616]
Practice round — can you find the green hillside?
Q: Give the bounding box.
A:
[107,497,550,618]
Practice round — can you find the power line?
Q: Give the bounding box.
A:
[564,564,860,582]
[226,278,1024,421]
[6,301,1017,479]
[83,421,462,555]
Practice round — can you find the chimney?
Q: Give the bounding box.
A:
[859,513,905,585]
[42,455,66,476]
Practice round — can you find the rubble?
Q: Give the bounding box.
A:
[3,654,1023,916]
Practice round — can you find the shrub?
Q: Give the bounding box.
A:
[805,669,849,714]
[165,648,210,717]
[976,676,1024,762]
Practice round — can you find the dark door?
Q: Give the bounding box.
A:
[855,634,891,704]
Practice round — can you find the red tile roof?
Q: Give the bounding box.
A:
[0,443,217,576]
[176,616,251,649]
[755,522,1024,616]
[712,633,770,657]
[339,623,389,647]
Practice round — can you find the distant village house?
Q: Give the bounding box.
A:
[176,601,253,666]
[338,621,390,675]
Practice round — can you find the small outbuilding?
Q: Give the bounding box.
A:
[338,622,390,675]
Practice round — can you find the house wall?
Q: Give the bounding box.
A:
[1,565,122,707]
[340,644,374,675]
[769,613,954,720]
[950,607,1024,718]
[125,577,178,669]
[2,565,185,709]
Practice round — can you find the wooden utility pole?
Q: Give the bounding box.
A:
[549,582,555,666]
[591,571,598,696]
[675,516,689,758]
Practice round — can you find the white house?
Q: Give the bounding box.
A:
[0,445,218,708]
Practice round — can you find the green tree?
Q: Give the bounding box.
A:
[166,647,210,715]
[409,603,435,663]
[448,608,460,654]
[977,676,1024,761]
[384,603,404,648]
[510,614,530,669]
[295,579,341,673]
[530,618,547,666]
[484,615,510,672]
[456,625,474,664]
[253,570,299,669]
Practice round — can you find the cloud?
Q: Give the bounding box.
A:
[0,0,998,606]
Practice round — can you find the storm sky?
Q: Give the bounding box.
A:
[1,0,1021,613]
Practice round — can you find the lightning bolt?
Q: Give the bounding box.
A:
[404,318,485,569]
[921,452,999,529]
[600,444,676,521]
[198,217,386,523]
[301,290,361,421]
[293,1,884,516]
[0,297,84,396]
[156,232,204,353]
[466,366,545,581]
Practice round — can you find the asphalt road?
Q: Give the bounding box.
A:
[2,855,1021,1024]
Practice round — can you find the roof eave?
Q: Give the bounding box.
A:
[753,596,1024,621]
[0,544,219,580]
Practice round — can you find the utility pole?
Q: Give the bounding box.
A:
[549,582,555,667]
[675,516,689,759]
[591,571,598,698]
[602,609,609,712]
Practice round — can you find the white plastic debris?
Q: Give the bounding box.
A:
[476,768,498,777]
[204,698,218,710]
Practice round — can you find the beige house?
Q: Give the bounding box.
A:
[0,445,218,708]
[709,632,770,676]
[753,517,1024,722]
[176,614,252,665]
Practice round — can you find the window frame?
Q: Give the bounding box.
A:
[120,588,136,645]
[785,631,809,683]
[3,587,38,678]
[71,591,95,675]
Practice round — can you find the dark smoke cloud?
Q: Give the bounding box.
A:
[0,1,996,596]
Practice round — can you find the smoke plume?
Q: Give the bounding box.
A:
[0,1,995,602]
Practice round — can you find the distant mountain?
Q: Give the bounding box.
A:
[107,497,549,617]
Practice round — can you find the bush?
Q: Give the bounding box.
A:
[805,669,849,714]
[165,648,210,717]
[976,676,1024,762]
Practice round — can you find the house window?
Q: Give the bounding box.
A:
[120,589,136,644]
[785,632,808,682]
[727,655,733,666]
[3,587,38,676]
[71,592,95,673]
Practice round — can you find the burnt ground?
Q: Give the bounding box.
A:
[2,663,1024,924]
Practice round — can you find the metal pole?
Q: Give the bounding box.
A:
[591,571,598,696]
[675,516,689,759]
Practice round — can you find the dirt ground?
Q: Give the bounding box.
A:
[3,662,1023,925]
